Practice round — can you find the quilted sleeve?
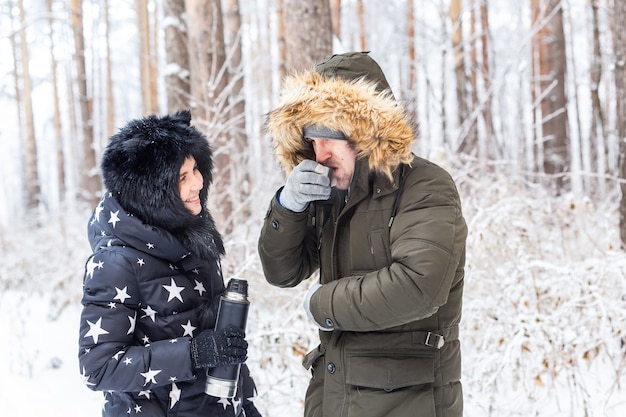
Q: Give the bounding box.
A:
[78,250,196,392]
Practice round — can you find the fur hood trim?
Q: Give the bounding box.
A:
[265,71,415,180]
[100,110,224,261]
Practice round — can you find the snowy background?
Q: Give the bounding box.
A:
[1,155,625,416]
[1,0,626,415]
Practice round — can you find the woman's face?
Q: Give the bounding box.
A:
[179,156,203,215]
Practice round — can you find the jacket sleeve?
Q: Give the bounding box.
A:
[257,190,319,287]
[78,250,196,392]
[310,164,468,331]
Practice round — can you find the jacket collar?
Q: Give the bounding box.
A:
[89,194,205,271]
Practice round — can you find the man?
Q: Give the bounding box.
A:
[258,52,467,417]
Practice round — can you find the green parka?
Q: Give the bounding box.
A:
[259,52,467,417]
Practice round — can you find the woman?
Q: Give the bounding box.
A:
[78,111,262,417]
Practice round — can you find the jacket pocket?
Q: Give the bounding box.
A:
[367,229,392,270]
[344,352,436,417]
[351,229,392,273]
[345,351,434,390]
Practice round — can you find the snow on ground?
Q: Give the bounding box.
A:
[1,163,625,416]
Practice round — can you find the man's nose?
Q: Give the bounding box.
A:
[314,140,331,162]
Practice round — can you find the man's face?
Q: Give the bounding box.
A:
[308,138,357,190]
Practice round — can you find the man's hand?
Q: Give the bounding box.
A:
[279,160,332,212]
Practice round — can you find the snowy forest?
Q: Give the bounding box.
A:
[1,0,625,416]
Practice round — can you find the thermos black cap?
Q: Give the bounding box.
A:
[226,278,248,295]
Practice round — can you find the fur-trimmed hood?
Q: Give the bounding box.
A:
[265,56,415,180]
[100,110,224,262]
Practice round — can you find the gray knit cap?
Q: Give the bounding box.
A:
[303,124,346,140]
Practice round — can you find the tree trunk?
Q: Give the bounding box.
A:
[283,0,333,72]
[406,0,418,122]
[531,0,569,194]
[479,0,495,157]
[18,0,40,209]
[614,0,626,248]
[136,0,159,115]
[224,0,251,222]
[104,0,115,137]
[186,0,233,229]
[450,0,471,154]
[468,0,479,154]
[357,0,366,51]
[330,0,341,40]
[276,0,286,81]
[589,0,608,192]
[70,0,100,205]
[47,0,65,201]
[164,0,190,112]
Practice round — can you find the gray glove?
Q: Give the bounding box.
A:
[279,160,332,212]
[190,326,248,370]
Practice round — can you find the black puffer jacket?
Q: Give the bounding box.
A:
[79,194,257,417]
[78,111,259,417]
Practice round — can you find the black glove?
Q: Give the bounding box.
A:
[243,402,263,417]
[190,326,248,369]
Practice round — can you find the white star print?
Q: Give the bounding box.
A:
[142,335,150,345]
[123,357,133,365]
[114,286,131,303]
[112,350,125,360]
[169,376,178,382]
[86,258,104,279]
[137,258,145,266]
[84,317,109,344]
[138,390,151,399]
[141,305,157,322]
[247,387,258,402]
[134,404,142,413]
[169,383,181,409]
[163,278,185,303]
[140,368,162,386]
[108,210,121,228]
[108,302,116,309]
[232,398,241,413]
[193,280,206,296]
[218,397,230,409]
[94,201,104,221]
[81,367,95,387]
[181,320,196,337]
[127,313,136,334]
[146,243,154,249]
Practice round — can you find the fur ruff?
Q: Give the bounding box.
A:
[264,71,415,180]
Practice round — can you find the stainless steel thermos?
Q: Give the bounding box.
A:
[204,278,250,398]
